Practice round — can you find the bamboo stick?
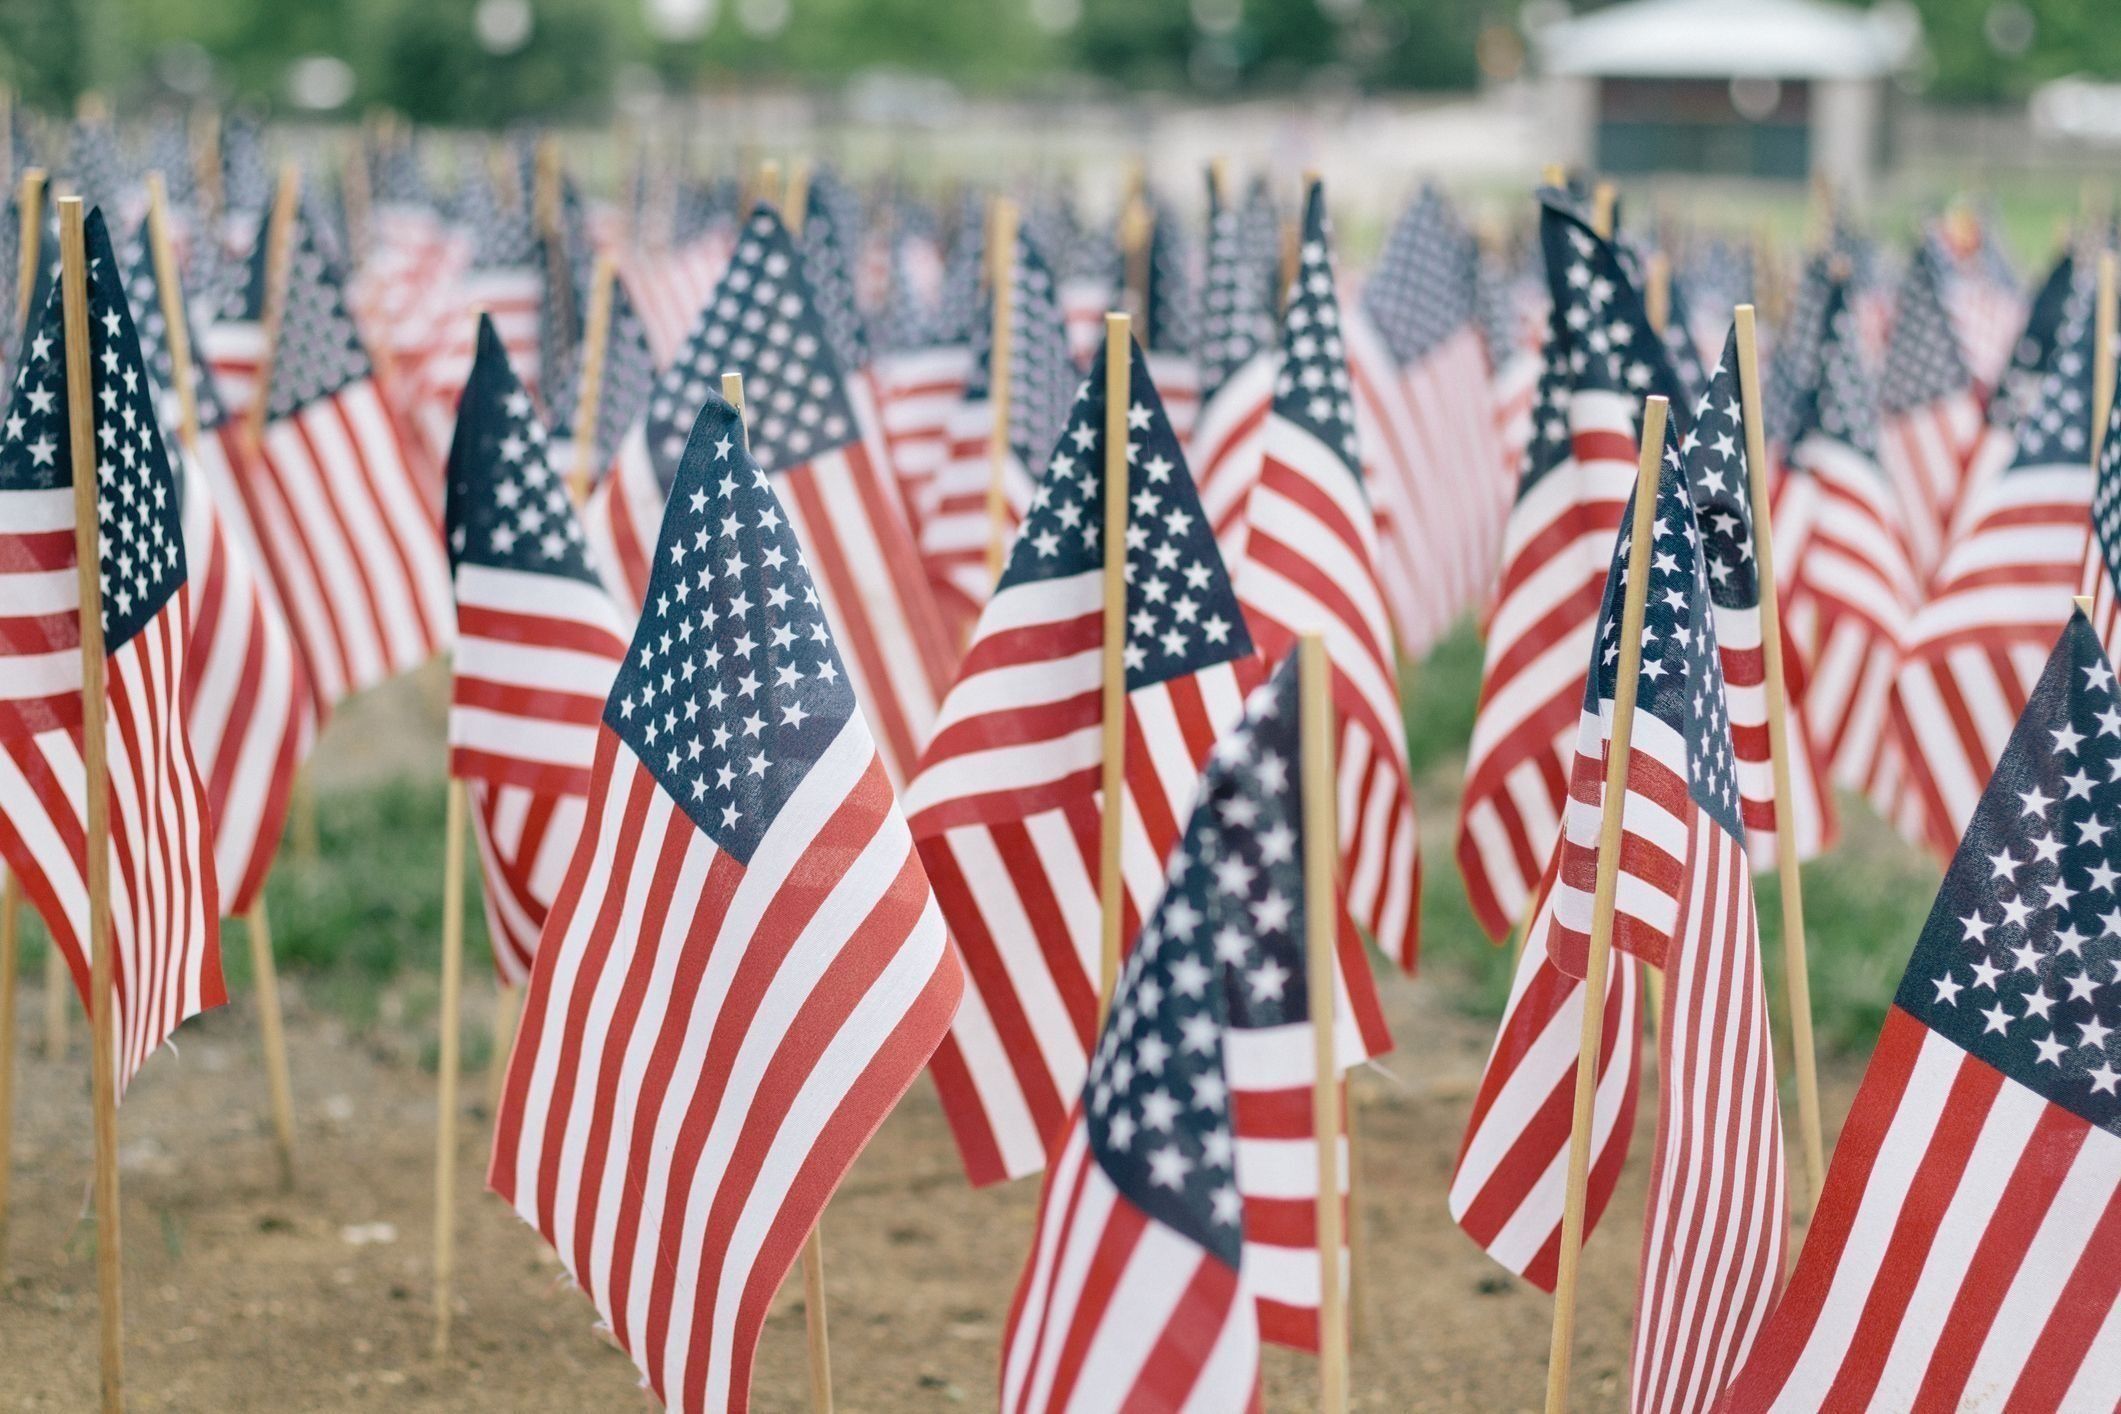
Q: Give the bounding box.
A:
[567,254,618,503]
[1733,306,1827,1217]
[1590,181,1617,240]
[985,198,1019,584]
[1096,314,1132,1023]
[245,166,302,448]
[726,370,833,1413]
[60,195,126,1414]
[785,159,813,235]
[431,779,468,1357]
[0,871,18,1273]
[16,168,45,332]
[2094,253,2117,458]
[1300,634,1348,1414]
[486,985,520,1115]
[1544,394,1668,1414]
[1645,252,1670,336]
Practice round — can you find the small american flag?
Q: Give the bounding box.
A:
[489,390,961,1414]
[1004,654,1366,1409]
[122,223,319,915]
[1936,208,2028,392]
[872,209,972,538]
[584,204,956,786]
[922,224,1074,638]
[2080,386,2121,661]
[906,339,1308,1186]
[1878,240,1988,579]
[1189,170,1279,565]
[1132,202,1201,448]
[1722,609,2121,1412]
[1348,185,1515,660]
[541,195,657,480]
[623,184,735,365]
[411,169,545,466]
[1547,419,1788,1412]
[1234,180,1422,970]
[204,189,455,708]
[444,317,627,983]
[1772,273,1923,835]
[1957,251,2083,534]
[0,209,224,1091]
[1455,187,1687,942]
[1896,267,2098,858]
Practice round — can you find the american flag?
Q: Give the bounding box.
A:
[1133,202,1201,448]
[1478,236,1545,522]
[1895,267,2098,859]
[1234,181,1422,968]
[872,211,972,538]
[795,167,873,380]
[1547,417,1788,1412]
[1937,208,2028,392]
[444,317,627,983]
[1189,170,1279,566]
[411,170,544,468]
[1674,330,1836,870]
[0,209,223,1091]
[542,208,657,482]
[2081,391,2121,662]
[488,390,962,1414]
[1772,273,1923,831]
[624,184,735,365]
[1054,196,1115,368]
[1878,240,1988,580]
[122,224,318,915]
[1349,185,1514,659]
[583,205,956,786]
[1721,610,2121,1412]
[907,339,1319,1188]
[921,224,1074,639]
[203,190,454,708]
[1958,251,2078,524]
[1455,187,1688,942]
[348,143,466,409]
[1001,650,1371,1410]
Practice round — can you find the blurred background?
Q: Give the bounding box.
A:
[8,0,2121,234]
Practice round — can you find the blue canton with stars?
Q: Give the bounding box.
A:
[1085,651,1322,1259]
[2003,262,2095,472]
[1361,185,1479,370]
[224,195,376,421]
[2094,384,2121,606]
[604,395,858,865]
[998,336,1251,693]
[965,229,1073,480]
[443,317,600,587]
[1275,183,1361,469]
[643,206,859,494]
[1,209,187,650]
[1589,419,1746,843]
[1197,172,1277,402]
[1897,613,2121,1134]
[1679,329,1765,613]
[1880,242,1974,418]
[797,167,873,376]
[120,225,231,437]
[1993,252,2078,435]
[1788,276,1882,462]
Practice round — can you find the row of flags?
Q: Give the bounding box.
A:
[2,103,2118,1410]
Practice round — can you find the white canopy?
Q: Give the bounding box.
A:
[1538,0,1919,81]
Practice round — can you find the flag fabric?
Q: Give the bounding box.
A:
[488,391,962,1414]
[1233,182,1421,970]
[203,192,454,708]
[921,226,1074,640]
[624,187,735,366]
[1877,241,1988,580]
[1478,239,1545,523]
[583,205,956,787]
[1455,188,1687,942]
[1001,650,1379,1409]
[2080,392,2121,663]
[1134,204,1201,448]
[1720,610,2121,1412]
[444,318,628,983]
[1189,173,1280,565]
[0,210,223,1091]
[411,171,544,467]
[1937,210,2027,392]
[1544,416,1787,1412]
[1350,186,1514,659]
[1674,331,1836,870]
[1959,251,2080,527]
[905,339,1388,1190]
[122,226,318,915]
[543,210,657,482]
[872,215,976,538]
[1772,273,1923,825]
[1893,267,2099,859]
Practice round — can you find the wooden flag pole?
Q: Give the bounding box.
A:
[59,195,127,1414]
[431,778,468,1357]
[723,370,833,1414]
[1590,181,1617,241]
[1096,314,1132,1024]
[2093,252,2117,450]
[149,173,301,1189]
[1732,305,1827,1217]
[1645,252,1670,336]
[17,167,45,330]
[985,198,1019,584]
[567,253,618,503]
[191,107,223,235]
[785,159,813,235]
[0,870,18,1273]
[1299,633,1349,1414]
[1544,394,1668,1414]
[486,984,520,1115]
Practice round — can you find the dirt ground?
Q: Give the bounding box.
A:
[0,957,1857,1413]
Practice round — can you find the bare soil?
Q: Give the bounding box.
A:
[0,959,1855,1412]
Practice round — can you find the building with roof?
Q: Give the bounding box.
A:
[1535,0,1920,198]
